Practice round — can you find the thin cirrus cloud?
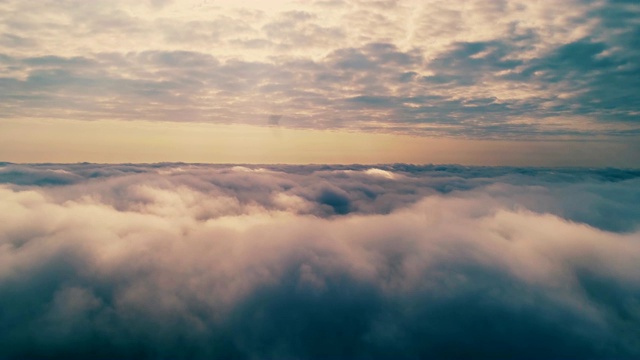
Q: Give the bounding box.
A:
[0,0,638,138]
[0,163,639,358]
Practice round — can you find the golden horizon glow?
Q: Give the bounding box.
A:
[1,118,638,167]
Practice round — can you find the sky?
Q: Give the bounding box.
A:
[2,3,640,358]
[1,0,639,165]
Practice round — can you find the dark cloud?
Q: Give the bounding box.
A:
[0,163,639,358]
[0,165,83,186]
[267,114,282,125]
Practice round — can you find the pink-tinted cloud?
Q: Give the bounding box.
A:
[1,163,639,358]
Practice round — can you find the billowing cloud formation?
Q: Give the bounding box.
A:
[1,163,639,358]
[0,0,639,138]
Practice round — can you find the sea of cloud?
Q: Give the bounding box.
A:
[1,163,639,359]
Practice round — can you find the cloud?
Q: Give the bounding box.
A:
[1,163,639,358]
[0,0,638,138]
[268,114,282,125]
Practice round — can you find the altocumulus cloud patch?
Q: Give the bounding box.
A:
[1,0,639,138]
[0,163,640,359]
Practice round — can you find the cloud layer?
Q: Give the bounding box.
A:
[1,0,639,138]
[1,163,639,358]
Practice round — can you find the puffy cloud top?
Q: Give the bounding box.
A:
[1,163,639,358]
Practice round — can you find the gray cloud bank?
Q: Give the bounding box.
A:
[1,163,640,359]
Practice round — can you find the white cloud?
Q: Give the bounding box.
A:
[0,163,639,358]
[364,168,397,179]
